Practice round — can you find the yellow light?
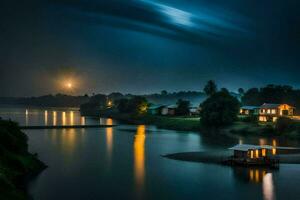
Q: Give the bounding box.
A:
[134,125,146,190]
[66,82,72,88]
[256,150,259,158]
[262,149,266,157]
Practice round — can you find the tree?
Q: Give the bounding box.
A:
[117,98,129,113]
[161,90,168,95]
[175,99,190,115]
[241,88,261,106]
[200,90,240,127]
[204,80,217,96]
[117,96,148,114]
[238,88,244,96]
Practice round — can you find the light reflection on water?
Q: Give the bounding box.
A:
[70,111,74,125]
[106,118,113,163]
[53,111,57,126]
[0,108,103,126]
[263,173,275,200]
[44,110,48,126]
[134,125,146,197]
[1,107,300,200]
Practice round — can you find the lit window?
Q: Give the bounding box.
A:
[250,150,254,159]
[255,150,259,158]
[271,109,276,114]
[267,109,271,114]
[262,149,266,157]
[272,148,276,155]
[259,116,267,122]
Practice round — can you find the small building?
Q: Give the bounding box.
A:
[229,144,276,159]
[227,144,279,168]
[147,105,165,115]
[161,106,169,115]
[240,106,260,116]
[189,107,200,116]
[161,105,177,116]
[167,105,177,115]
[258,103,295,122]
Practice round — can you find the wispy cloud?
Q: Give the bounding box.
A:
[51,0,251,44]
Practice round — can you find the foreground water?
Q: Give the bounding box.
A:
[1,106,300,200]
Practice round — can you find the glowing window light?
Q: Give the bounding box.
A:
[255,150,259,158]
[262,149,266,157]
[250,150,254,159]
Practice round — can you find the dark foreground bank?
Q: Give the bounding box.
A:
[0,119,46,200]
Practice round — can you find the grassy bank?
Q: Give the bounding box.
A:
[102,113,201,131]
[90,111,300,138]
[0,119,46,200]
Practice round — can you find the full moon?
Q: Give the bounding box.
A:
[66,82,72,89]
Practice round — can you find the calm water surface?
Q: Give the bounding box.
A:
[1,106,300,200]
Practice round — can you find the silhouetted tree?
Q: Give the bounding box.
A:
[117,96,148,114]
[221,88,229,93]
[161,90,168,95]
[238,88,244,96]
[204,80,217,96]
[175,99,190,115]
[117,98,130,113]
[200,90,240,127]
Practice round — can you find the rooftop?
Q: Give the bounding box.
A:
[240,106,260,110]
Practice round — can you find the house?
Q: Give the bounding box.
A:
[229,144,276,159]
[167,105,177,115]
[189,107,200,116]
[227,144,279,168]
[240,106,260,116]
[161,105,177,116]
[147,105,165,115]
[258,103,295,122]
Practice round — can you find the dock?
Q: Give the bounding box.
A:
[20,125,116,130]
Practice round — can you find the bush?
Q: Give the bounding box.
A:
[175,99,190,116]
[275,117,294,133]
[200,90,240,127]
[117,96,148,114]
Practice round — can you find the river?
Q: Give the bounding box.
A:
[1,106,300,200]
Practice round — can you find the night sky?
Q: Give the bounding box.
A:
[0,0,299,96]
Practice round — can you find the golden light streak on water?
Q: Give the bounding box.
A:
[70,111,74,125]
[106,127,113,160]
[62,112,66,125]
[53,111,57,126]
[134,125,146,197]
[25,109,29,126]
[44,110,48,126]
[249,170,254,181]
[80,116,85,125]
[263,173,275,200]
[255,169,260,183]
[106,118,114,160]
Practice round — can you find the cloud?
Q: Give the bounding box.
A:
[51,0,251,44]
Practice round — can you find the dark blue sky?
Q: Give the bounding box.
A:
[0,0,299,96]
